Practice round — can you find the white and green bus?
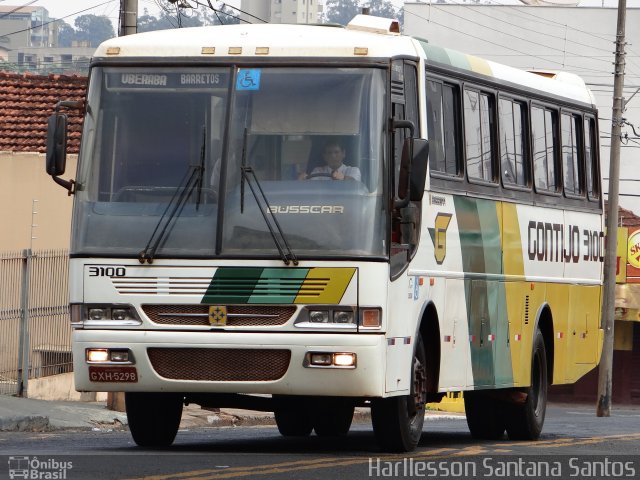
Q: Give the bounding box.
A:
[47,15,603,452]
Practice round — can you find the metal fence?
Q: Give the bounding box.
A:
[0,249,71,396]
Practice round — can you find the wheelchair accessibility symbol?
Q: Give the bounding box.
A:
[236,69,261,90]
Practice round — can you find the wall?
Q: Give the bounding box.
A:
[0,152,76,251]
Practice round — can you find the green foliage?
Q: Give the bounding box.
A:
[73,15,115,47]
[324,0,361,25]
[324,0,402,27]
[57,21,75,48]
[137,3,240,32]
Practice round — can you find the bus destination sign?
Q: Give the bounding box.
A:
[107,72,228,89]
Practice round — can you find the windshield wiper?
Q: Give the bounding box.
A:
[240,129,298,266]
[138,128,206,264]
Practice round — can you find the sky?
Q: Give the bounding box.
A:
[25,0,640,33]
[28,0,242,31]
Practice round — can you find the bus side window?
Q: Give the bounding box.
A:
[427,79,461,176]
[464,89,495,183]
[561,113,583,197]
[584,116,599,201]
[499,98,528,187]
[532,105,559,193]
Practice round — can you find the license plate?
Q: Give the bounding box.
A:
[89,366,138,383]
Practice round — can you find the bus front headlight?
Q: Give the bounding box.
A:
[296,307,357,329]
[333,311,354,324]
[309,310,330,323]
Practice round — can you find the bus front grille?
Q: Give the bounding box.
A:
[147,348,291,381]
[142,304,296,326]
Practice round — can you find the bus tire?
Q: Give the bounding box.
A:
[125,392,183,447]
[274,396,314,437]
[505,328,548,440]
[371,333,427,452]
[313,398,354,436]
[464,391,506,440]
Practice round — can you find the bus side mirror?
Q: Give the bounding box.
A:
[46,113,76,195]
[46,113,67,176]
[396,137,429,207]
[409,138,429,202]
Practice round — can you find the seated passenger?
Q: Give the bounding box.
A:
[299,141,361,181]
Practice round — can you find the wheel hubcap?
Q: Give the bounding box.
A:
[412,356,427,414]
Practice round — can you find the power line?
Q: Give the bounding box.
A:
[414,4,621,68]
[404,2,640,80]
[0,1,116,38]
[434,0,616,56]
[0,0,37,20]
[403,8,620,76]
[481,0,619,44]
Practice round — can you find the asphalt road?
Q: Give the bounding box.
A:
[1,403,639,480]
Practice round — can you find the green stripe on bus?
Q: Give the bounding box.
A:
[455,198,513,387]
[202,267,265,304]
[476,200,502,275]
[248,268,308,304]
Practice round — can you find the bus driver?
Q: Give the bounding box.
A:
[299,142,361,181]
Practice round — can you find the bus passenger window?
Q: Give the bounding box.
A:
[499,98,527,187]
[532,106,558,192]
[427,80,460,176]
[562,113,582,196]
[585,117,599,200]
[464,89,494,182]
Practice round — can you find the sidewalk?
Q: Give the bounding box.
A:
[0,395,466,432]
[0,394,278,432]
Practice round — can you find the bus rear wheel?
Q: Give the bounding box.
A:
[125,392,183,447]
[371,333,427,452]
[274,396,314,437]
[464,391,506,440]
[505,328,548,440]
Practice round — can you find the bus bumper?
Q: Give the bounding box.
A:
[73,330,387,397]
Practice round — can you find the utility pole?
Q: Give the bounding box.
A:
[119,0,138,36]
[597,0,627,418]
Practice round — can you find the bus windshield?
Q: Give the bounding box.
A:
[72,66,388,259]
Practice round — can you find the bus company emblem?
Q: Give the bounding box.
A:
[208,306,227,326]
[428,213,453,265]
[629,230,640,268]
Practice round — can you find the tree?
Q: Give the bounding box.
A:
[202,4,241,25]
[368,0,402,24]
[324,0,361,26]
[324,0,402,27]
[57,21,75,48]
[74,15,115,47]
[138,4,208,32]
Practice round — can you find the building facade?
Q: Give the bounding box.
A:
[0,5,95,73]
[0,5,56,50]
[240,0,322,24]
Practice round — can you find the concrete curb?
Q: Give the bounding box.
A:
[0,396,465,432]
[0,416,50,432]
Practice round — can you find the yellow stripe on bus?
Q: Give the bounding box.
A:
[294,268,356,304]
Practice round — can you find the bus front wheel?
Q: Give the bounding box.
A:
[274,395,314,437]
[505,328,548,440]
[371,333,427,452]
[125,392,183,447]
[313,398,355,436]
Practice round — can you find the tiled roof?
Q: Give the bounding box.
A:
[0,71,87,154]
[619,206,640,227]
